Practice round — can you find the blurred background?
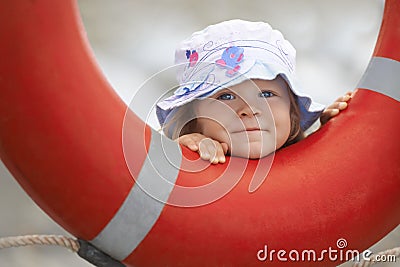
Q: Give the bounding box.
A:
[0,0,398,266]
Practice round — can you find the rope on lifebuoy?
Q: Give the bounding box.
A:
[0,234,126,267]
[352,246,400,267]
[0,234,79,253]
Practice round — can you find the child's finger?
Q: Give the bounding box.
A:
[320,108,340,125]
[207,141,223,164]
[215,143,226,164]
[326,108,340,117]
[178,136,199,151]
[336,101,348,110]
[199,148,210,161]
[186,140,199,151]
[331,92,351,104]
[209,142,220,164]
[334,95,350,103]
[326,101,348,111]
[342,94,351,102]
[197,138,227,164]
[221,143,229,154]
[199,138,214,161]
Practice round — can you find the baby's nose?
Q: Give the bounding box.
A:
[238,104,261,117]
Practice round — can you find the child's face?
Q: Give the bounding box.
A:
[194,77,291,159]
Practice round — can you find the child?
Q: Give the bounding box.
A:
[156,20,351,164]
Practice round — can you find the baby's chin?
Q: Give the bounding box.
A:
[229,141,276,159]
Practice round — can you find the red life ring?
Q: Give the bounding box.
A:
[0,0,399,266]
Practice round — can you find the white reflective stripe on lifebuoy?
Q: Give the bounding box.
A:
[90,129,182,260]
[358,56,400,101]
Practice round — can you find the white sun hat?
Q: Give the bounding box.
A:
[156,19,325,131]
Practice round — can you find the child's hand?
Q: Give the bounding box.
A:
[320,91,353,125]
[177,133,229,164]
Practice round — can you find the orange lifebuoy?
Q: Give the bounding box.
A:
[0,1,399,267]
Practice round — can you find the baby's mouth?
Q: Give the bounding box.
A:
[245,127,261,132]
[232,127,267,133]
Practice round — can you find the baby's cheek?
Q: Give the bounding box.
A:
[214,126,231,146]
[199,119,229,142]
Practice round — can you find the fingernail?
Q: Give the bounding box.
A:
[339,102,348,109]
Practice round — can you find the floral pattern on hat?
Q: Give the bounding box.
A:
[186,50,199,67]
[215,46,244,77]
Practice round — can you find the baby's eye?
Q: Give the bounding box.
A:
[217,93,236,100]
[259,91,275,98]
